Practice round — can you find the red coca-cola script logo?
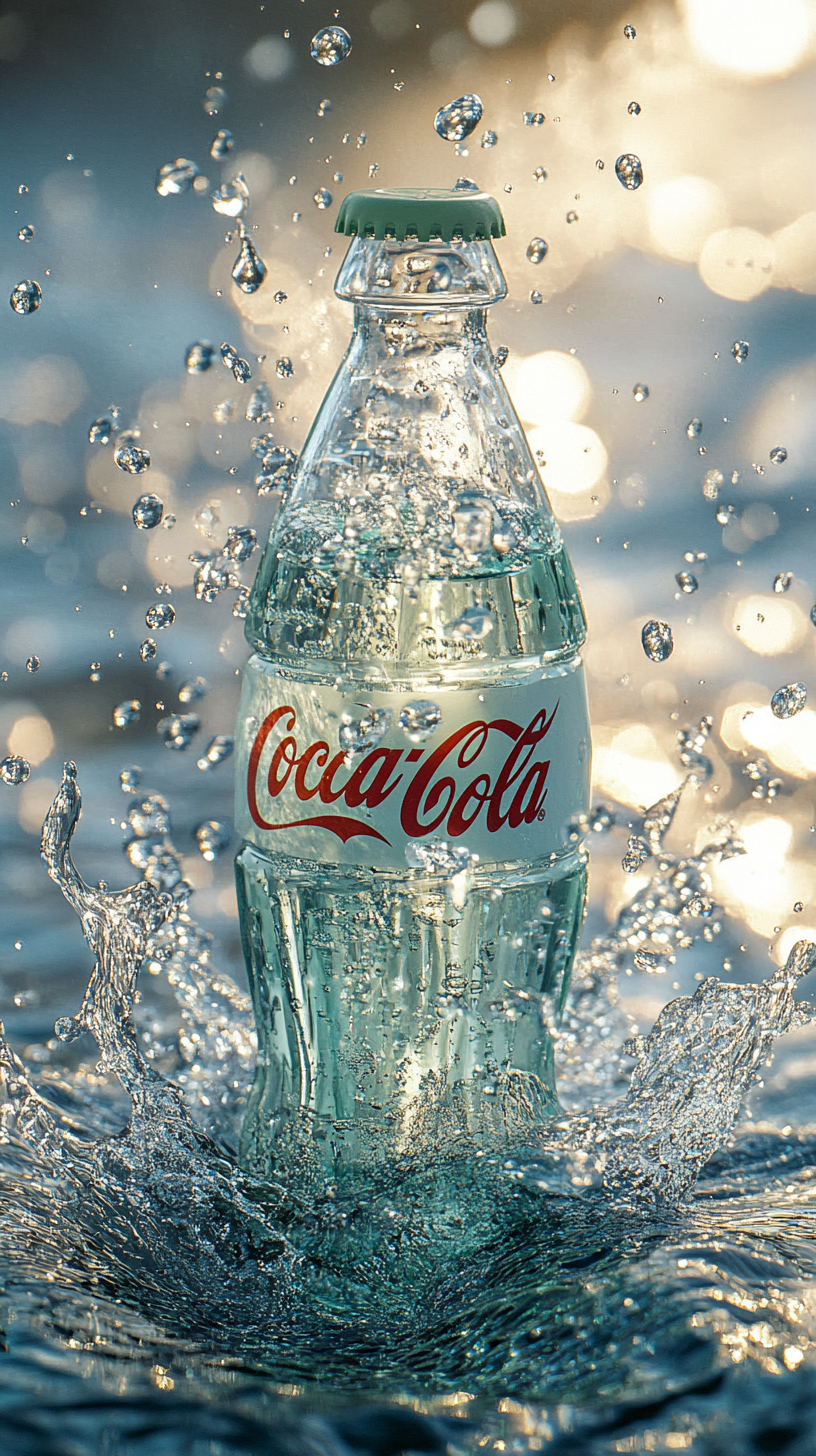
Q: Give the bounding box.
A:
[246,702,557,847]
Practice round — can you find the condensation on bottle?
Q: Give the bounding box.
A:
[233,187,591,1193]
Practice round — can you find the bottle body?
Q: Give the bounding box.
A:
[235,229,590,1188]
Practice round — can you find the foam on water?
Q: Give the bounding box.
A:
[2,757,816,1451]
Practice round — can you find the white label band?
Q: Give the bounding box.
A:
[235,657,590,870]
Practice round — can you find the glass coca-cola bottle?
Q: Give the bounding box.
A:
[234,187,590,1194]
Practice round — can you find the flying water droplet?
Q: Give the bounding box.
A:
[185,341,214,374]
[770,446,788,465]
[203,85,227,116]
[132,494,164,530]
[641,619,673,661]
[256,447,297,494]
[615,153,643,190]
[210,129,233,159]
[494,345,509,369]
[732,339,749,363]
[703,469,723,500]
[211,175,249,217]
[17,224,34,242]
[195,820,231,861]
[530,290,542,305]
[115,443,151,474]
[0,754,30,785]
[623,23,636,38]
[632,382,649,402]
[686,419,702,438]
[523,111,545,126]
[274,289,288,304]
[276,356,293,378]
[526,237,548,263]
[224,525,257,562]
[675,571,698,594]
[771,683,806,720]
[158,713,200,750]
[89,662,101,681]
[140,638,157,661]
[145,603,175,630]
[155,159,199,196]
[481,129,497,148]
[113,699,141,728]
[54,1015,83,1043]
[118,766,142,793]
[178,676,209,705]
[339,707,393,755]
[245,382,273,422]
[566,210,579,224]
[627,100,641,115]
[220,340,252,382]
[197,734,234,770]
[448,605,496,641]
[774,571,793,594]
[533,166,547,181]
[399,701,442,743]
[317,98,332,117]
[434,94,483,143]
[26,655,39,674]
[314,187,333,210]
[405,840,474,875]
[310,25,352,65]
[88,416,113,444]
[231,233,267,294]
[9,279,41,314]
[622,834,648,873]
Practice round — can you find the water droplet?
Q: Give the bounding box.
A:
[26,655,39,674]
[140,639,157,663]
[774,571,794,594]
[530,290,542,305]
[256,446,297,494]
[178,676,208,704]
[526,237,548,264]
[314,187,333,210]
[702,469,723,500]
[566,209,579,223]
[595,159,604,170]
[224,525,257,562]
[195,819,231,861]
[448,605,496,641]
[622,834,648,873]
[632,382,649,402]
[623,23,636,38]
[119,766,142,793]
[210,129,234,159]
[89,662,101,682]
[0,754,30,785]
[641,619,673,662]
[405,839,474,876]
[232,587,250,619]
[311,25,352,64]
[155,159,199,197]
[686,419,702,438]
[481,129,497,148]
[732,339,749,363]
[220,340,252,382]
[231,234,267,294]
[9,279,41,314]
[114,443,151,475]
[771,446,788,465]
[615,153,643,190]
[339,706,393,755]
[145,603,175,630]
[211,175,249,217]
[274,289,288,304]
[771,683,807,720]
[399,700,442,743]
[158,713,200,750]
[197,734,234,770]
[317,98,332,117]
[55,1016,83,1043]
[132,493,164,530]
[627,100,641,115]
[494,345,509,369]
[88,418,114,448]
[113,699,141,728]
[203,85,227,116]
[276,356,294,378]
[434,93,483,143]
[17,224,34,242]
[523,111,545,126]
[533,166,547,181]
[589,804,615,833]
[675,571,698,594]
[17,184,27,194]
[244,382,272,422]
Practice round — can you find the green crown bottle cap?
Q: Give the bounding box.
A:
[334,187,506,244]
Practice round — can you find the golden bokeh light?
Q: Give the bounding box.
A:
[7,713,54,766]
[682,0,816,77]
[504,351,591,427]
[647,177,729,264]
[698,228,775,302]
[730,593,808,655]
[592,723,683,810]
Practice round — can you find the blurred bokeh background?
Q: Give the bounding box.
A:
[2,0,816,1102]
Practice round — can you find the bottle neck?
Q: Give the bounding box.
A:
[350,301,490,351]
